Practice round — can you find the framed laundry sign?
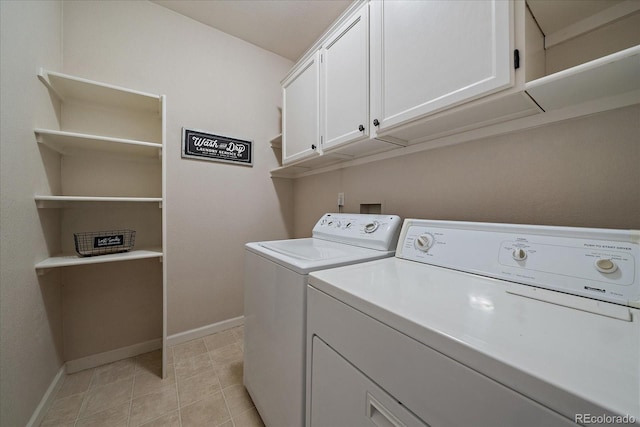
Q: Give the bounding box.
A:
[182,128,253,166]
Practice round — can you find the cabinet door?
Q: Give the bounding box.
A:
[322,4,369,151]
[282,51,321,164]
[370,0,513,133]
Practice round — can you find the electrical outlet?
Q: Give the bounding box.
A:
[337,192,345,206]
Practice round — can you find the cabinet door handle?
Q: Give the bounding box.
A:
[373,119,380,127]
[311,144,316,150]
[359,124,365,132]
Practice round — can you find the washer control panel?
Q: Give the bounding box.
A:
[312,213,402,252]
[397,219,640,307]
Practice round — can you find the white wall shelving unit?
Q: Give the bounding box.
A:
[35,68,168,377]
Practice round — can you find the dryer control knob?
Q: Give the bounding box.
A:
[414,233,434,252]
[364,221,379,234]
[512,248,527,261]
[595,258,617,274]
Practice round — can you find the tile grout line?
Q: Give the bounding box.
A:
[231,327,245,427]
[207,342,235,427]
[128,361,137,427]
[171,345,184,427]
[74,367,97,426]
[220,385,236,427]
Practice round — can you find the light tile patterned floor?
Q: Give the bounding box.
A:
[40,326,265,427]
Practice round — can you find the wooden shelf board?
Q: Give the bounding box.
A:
[270,165,310,178]
[38,69,161,114]
[36,248,163,271]
[525,45,640,111]
[35,195,163,208]
[35,129,162,158]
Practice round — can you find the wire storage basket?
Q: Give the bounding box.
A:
[74,229,136,257]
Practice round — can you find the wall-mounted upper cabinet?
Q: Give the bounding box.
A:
[282,52,321,165]
[273,0,640,179]
[322,4,370,151]
[369,0,514,135]
[278,3,403,174]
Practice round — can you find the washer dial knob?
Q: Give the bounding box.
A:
[595,258,618,274]
[512,248,527,261]
[414,233,434,252]
[364,221,379,234]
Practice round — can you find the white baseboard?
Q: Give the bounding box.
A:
[66,338,162,374]
[26,365,65,427]
[167,316,244,347]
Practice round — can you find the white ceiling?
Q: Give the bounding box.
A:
[151,0,627,62]
[152,0,353,62]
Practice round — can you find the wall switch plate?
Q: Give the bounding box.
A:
[337,192,345,206]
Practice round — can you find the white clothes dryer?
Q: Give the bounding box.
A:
[244,213,402,427]
[307,219,640,427]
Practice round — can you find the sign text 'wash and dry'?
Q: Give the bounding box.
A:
[182,128,253,166]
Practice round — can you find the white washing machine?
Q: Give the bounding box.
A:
[244,213,402,427]
[307,219,640,427]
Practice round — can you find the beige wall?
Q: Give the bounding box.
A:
[62,0,294,337]
[0,1,64,426]
[293,105,640,236]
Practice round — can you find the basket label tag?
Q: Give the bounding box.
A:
[94,234,124,248]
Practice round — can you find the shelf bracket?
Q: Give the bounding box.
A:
[36,268,51,276]
[374,135,408,147]
[326,152,355,160]
[158,201,163,209]
[35,199,64,209]
[37,68,64,101]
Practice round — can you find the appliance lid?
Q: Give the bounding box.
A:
[246,238,393,275]
[259,239,364,261]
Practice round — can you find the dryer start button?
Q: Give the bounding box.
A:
[595,258,618,274]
